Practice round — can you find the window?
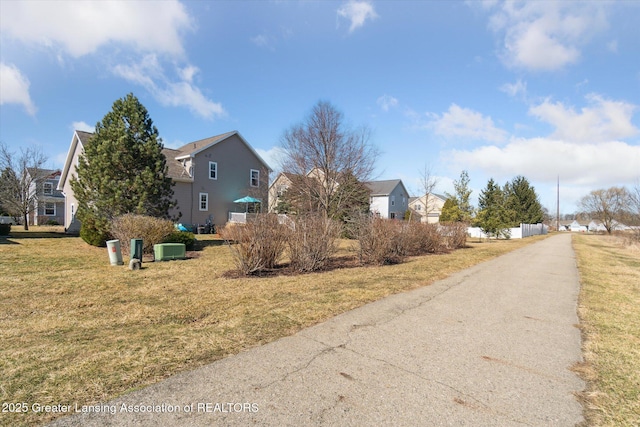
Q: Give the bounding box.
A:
[250,169,259,187]
[416,204,422,211]
[44,182,53,195]
[391,195,395,206]
[45,203,55,216]
[199,193,208,211]
[209,162,217,180]
[390,212,396,219]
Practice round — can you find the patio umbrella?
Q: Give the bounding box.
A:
[233,196,262,213]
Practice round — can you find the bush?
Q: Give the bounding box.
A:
[287,214,341,272]
[80,215,110,247]
[439,222,468,249]
[163,231,196,250]
[110,214,175,255]
[403,221,444,255]
[219,214,287,275]
[44,220,60,226]
[0,223,11,236]
[350,215,407,265]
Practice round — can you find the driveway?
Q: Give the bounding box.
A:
[49,233,585,426]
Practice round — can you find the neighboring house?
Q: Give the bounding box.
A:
[58,130,270,233]
[364,179,409,220]
[268,172,297,213]
[28,168,65,226]
[408,193,446,223]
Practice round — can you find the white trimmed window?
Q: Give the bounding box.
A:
[250,169,259,187]
[209,162,217,180]
[199,193,209,211]
[391,195,395,206]
[44,182,53,195]
[45,203,55,216]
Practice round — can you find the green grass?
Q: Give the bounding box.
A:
[573,234,640,427]
[1,227,548,426]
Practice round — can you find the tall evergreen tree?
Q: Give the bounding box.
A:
[439,197,463,222]
[504,176,544,226]
[71,93,175,246]
[476,178,511,239]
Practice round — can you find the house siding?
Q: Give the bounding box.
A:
[61,138,84,233]
[174,134,269,227]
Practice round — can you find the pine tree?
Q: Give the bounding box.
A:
[476,178,511,239]
[503,176,544,226]
[439,197,463,222]
[71,93,175,246]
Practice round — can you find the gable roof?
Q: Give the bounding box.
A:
[58,130,91,190]
[173,130,272,171]
[364,179,407,196]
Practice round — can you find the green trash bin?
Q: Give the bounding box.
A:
[131,238,143,262]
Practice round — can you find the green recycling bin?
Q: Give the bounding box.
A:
[131,238,143,261]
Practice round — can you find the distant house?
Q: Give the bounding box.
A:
[364,179,409,220]
[408,193,446,223]
[28,168,65,226]
[268,172,298,213]
[587,219,629,233]
[58,130,270,233]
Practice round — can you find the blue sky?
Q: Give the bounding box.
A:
[1,0,639,215]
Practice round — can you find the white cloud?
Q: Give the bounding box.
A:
[485,1,607,71]
[529,94,638,143]
[256,146,287,172]
[445,137,640,187]
[607,40,618,53]
[377,95,398,112]
[112,55,225,120]
[1,1,192,57]
[428,104,509,143]
[70,121,95,133]
[337,1,378,33]
[500,79,527,99]
[0,62,36,115]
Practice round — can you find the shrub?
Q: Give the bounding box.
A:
[0,223,10,236]
[439,222,468,249]
[287,214,341,272]
[163,231,196,250]
[403,221,444,255]
[219,214,287,275]
[80,215,110,247]
[110,214,175,255]
[44,220,60,226]
[350,215,407,265]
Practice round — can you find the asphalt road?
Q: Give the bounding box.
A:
[48,233,585,426]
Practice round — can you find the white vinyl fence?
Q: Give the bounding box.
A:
[467,223,548,239]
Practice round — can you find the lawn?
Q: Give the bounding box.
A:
[573,234,640,427]
[1,227,548,426]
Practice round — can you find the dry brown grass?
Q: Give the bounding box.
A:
[1,226,548,426]
[573,234,640,427]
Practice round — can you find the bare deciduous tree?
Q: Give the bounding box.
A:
[579,187,630,234]
[280,101,379,219]
[0,142,48,230]
[412,163,440,222]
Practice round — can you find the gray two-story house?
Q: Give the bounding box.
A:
[28,168,65,226]
[58,130,270,233]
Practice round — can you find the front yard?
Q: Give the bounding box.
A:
[1,228,547,426]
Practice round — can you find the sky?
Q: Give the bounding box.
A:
[1,0,639,216]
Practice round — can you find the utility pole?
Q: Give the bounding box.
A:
[556,175,560,232]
